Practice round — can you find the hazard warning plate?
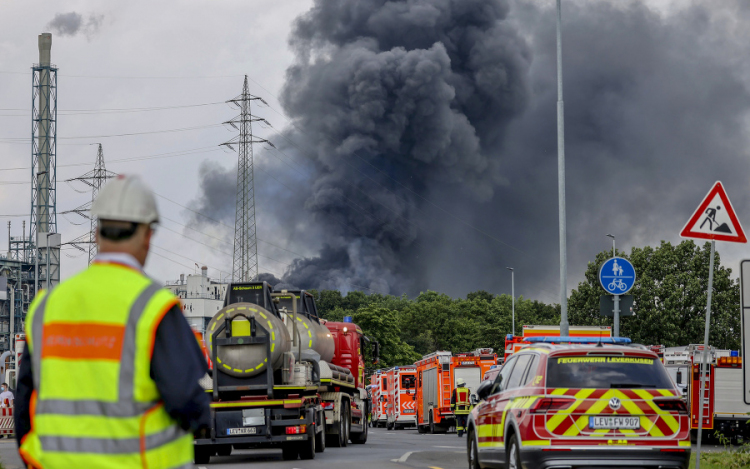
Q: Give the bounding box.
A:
[227,427,257,435]
[589,416,640,430]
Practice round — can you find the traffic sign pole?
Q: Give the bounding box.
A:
[695,240,715,469]
[614,294,620,337]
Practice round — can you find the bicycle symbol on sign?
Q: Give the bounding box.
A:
[608,278,628,292]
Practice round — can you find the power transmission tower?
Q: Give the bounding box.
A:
[62,144,116,264]
[221,76,273,282]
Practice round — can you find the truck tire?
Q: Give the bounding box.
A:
[299,431,316,460]
[351,415,368,444]
[315,411,326,453]
[327,403,347,447]
[282,443,299,460]
[194,446,211,464]
[342,404,350,447]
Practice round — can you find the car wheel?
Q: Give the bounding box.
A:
[506,434,522,469]
[468,429,481,469]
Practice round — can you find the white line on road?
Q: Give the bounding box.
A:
[433,445,462,449]
[391,451,415,463]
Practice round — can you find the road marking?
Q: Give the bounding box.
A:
[391,451,414,463]
[433,445,462,448]
[429,467,444,469]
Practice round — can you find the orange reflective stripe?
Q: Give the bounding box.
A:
[148,299,179,360]
[41,322,125,360]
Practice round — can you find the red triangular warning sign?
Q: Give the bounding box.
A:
[681,181,747,243]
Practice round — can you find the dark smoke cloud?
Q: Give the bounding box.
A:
[46,12,104,39]
[193,0,750,300]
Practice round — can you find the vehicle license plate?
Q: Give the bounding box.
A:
[227,427,257,435]
[402,409,415,414]
[589,416,640,430]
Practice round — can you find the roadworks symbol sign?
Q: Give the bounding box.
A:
[680,181,747,243]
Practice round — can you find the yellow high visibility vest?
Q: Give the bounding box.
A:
[456,387,470,406]
[19,262,194,469]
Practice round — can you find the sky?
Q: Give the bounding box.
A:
[2,0,750,304]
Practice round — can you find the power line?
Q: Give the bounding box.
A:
[0,101,226,116]
[0,123,222,142]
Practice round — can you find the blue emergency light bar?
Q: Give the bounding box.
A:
[343,316,353,323]
[524,336,632,345]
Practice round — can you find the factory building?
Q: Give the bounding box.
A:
[165,266,228,334]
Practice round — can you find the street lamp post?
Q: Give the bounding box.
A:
[507,267,515,337]
[556,0,569,337]
[605,234,620,337]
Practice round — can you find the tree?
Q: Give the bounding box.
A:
[352,305,421,368]
[568,240,740,349]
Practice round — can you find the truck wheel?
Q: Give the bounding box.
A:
[299,430,316,460]
[342,404,350,447]
[315,411,326,453]
[327,403,347,447]
[351,416,368,444]
[282,443,299,460]
[194,446,211,465]
[216,444,231,457]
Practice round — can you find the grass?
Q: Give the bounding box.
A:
[690,449,750,468]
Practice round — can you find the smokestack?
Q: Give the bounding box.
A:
[38,33,51,66]
[201,266,208,278]
[37,33,52,235]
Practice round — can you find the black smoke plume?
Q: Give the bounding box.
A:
[193,0,750,300]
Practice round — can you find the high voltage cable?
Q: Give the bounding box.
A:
[0,70,243,79]
[0,101,225,115]
[0,123,222,141]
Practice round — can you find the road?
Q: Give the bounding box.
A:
[195,427,733,469]
[0,428,732,469]
[198,426,467,469]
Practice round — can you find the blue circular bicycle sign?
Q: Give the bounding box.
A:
[599,257,636,294]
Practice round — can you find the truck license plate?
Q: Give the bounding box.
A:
[402,409,415,414]
[589,416,640,430]
[227,427,257,435]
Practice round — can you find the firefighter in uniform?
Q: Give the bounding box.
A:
[14,175,210,468]
[451,378,471,437]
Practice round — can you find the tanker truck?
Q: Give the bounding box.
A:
[193,282,377,463]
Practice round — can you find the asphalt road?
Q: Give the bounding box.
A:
[197,426,468,469]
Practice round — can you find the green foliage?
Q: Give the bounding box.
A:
[310,288,558,367]
[569,240,740,349]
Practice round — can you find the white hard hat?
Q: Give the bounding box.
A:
[456,378,466,386]
[91,175,159,224]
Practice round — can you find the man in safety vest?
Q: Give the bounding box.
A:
[451,378,471,437]
[14,175,210,468]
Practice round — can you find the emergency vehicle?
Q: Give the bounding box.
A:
[467,337,691,469]
[415,349,497,434]
[385,365,417,429]
[367,372,383,426]
[504,325,612,361]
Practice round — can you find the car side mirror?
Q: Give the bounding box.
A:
[476,380,492,401]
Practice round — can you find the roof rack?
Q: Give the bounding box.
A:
[524,336,632,345]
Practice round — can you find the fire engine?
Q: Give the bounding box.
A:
[504,325,612,361]
[367,372,382,426]
[414,349,497,434]
[385,365,417,430]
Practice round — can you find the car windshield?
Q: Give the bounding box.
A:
[546,355,674,389]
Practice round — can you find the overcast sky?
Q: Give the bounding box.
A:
[2,0,749,304]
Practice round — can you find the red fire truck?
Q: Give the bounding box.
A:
[385,366,417,430]
[504,325,612,361]
[414,349,497,434]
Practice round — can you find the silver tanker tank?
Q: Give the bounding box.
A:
[205,302,291,378]
[284,313,335,363]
